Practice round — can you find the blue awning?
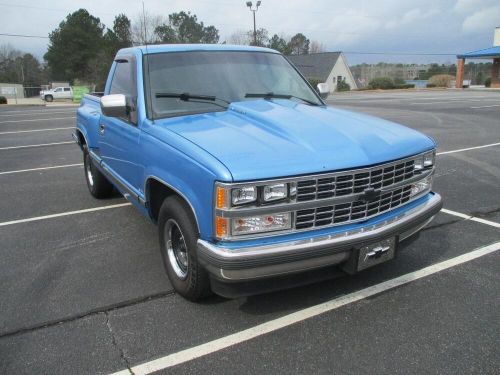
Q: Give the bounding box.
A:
[457,46,500,59]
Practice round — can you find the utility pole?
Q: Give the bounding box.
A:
[246,1,262,45]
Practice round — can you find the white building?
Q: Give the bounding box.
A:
[288,52,358,92]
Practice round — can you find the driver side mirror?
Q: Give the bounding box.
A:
[101,94,127,118]
[316,83,329,99]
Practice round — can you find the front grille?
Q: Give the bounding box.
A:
[295,185,413,230]
[296,159,415,202]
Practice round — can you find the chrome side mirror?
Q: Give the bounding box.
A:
[101,94,127,118]
[317,83,329,99]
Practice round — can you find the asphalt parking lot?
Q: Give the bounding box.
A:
[0,90,499,375]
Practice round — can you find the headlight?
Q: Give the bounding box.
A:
[263,183,287,202]
[217,183,291,208]
[414,150,435,172]
[231,213,291,235]
[410,175,433,197]
[423,151,435,167]
[215,182,294,239]
[231,186,257,206]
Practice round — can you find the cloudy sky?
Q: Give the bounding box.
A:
[0,0,499,64]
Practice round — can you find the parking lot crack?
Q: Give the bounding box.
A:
[105,311,135,375]
[0,290,176,340]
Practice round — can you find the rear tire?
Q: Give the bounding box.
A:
[158,196,211,301]
[83,146,114,199]
[44,95,53,102]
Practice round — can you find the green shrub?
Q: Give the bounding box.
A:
[337,78,351,92]
[368,77,395,90]
[394,84,415,89]
[485,77,491,87]
[0,96,7,104]
[393,77,406,85]
[428,74,454,87]
[426,83,437,88]
[307,77,321,88]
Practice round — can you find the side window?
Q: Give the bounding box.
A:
[64,87,71,92]
[54,87,62,92]
[109,60,137,124]
[110,62,134,96]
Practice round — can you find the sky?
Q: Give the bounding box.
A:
[0,0,499,65]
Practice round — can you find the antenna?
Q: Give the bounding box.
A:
[142,1,154,123]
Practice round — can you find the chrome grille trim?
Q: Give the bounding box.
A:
[297,159,415,202]
[296,185,414,230]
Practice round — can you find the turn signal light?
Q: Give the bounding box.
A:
[216,187,226,209]
[215,216,228,238]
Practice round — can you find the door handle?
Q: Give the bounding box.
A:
[99,124,105,135]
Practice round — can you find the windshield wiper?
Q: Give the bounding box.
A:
[245,92,320,106]
[155,92,229,109]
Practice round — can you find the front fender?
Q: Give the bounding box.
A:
[76,99,102,149]
[142,133,228,240]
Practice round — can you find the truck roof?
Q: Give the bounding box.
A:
[117,44,279,56]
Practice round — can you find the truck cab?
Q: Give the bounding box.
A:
[75,44,442,300]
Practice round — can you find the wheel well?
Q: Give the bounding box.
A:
[146,179,197,228]
[75,130,86,151]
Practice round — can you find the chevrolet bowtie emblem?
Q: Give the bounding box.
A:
[361,187,381,202]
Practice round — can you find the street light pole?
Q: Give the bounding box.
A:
[246,1,262,45]
[252,10,256,45]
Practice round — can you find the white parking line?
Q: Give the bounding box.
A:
[0,116,75,124]
[0,203,131,227]
[0,163,83,175]
[0,141,74,150]
[0,110,76,118]
[441,208,500,229]
[0,108,75,114]
[0,127,73,135]
[410,101,458,105]
[470,104,500,109]
[436,142,500,155]
[110,240,500,375]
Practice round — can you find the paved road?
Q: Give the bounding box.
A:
[0,91,499,374]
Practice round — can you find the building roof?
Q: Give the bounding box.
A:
[287,52,342,81]
[457,46,500,59]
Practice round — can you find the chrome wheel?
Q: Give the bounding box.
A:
[165,219,189,279]
[85,154,94,187]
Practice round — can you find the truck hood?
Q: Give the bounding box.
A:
[160,99,435,181]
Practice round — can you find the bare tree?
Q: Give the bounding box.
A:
[309,40,325,54]
[131,11,164,44]
[226,30,249,45]
[0,44,22,62]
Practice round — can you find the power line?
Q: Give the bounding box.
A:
[0,33,48,39]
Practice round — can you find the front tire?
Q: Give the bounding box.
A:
[83,146,114,199]
[158,196,211,301]
[44,95,53,102]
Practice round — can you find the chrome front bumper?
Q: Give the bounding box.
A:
[198,193,442,282]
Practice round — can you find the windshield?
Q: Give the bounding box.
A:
[144,51,323,119]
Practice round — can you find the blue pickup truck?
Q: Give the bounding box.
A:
[75,44,442,300]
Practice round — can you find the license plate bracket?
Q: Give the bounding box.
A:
[342,237,397,274]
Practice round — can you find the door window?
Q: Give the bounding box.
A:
[109,60,137,124]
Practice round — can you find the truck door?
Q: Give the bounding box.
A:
[98,56,143,195]
[63,87,72,99]
[53,87,63,99]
